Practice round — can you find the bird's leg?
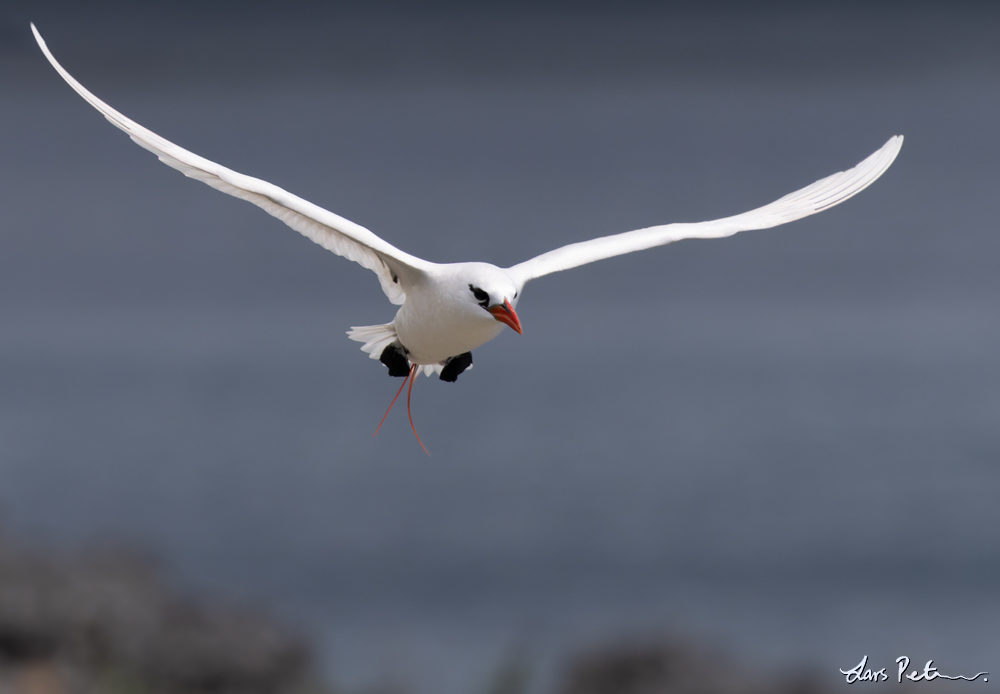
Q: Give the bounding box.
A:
[379,343,411,377]
[439,352,473,382]
[406,364,429,456]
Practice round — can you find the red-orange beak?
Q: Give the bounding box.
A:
[488,298,522,334]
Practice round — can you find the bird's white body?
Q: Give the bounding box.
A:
[391,263,518,365]
[32,24,902,383]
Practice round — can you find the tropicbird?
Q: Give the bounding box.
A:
[32,25,902,452]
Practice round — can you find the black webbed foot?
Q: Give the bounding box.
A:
[439,352,472,382]
[379,343,411,377]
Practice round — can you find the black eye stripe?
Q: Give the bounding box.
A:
[468,284,489,307]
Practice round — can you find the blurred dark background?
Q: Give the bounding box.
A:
[1,1,998,692]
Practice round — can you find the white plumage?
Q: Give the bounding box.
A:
[32,24,902,391]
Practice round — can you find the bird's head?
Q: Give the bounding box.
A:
[456,264,522,335]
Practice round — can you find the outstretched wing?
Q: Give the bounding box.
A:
[507,136,902,287]
[32,24,431,305]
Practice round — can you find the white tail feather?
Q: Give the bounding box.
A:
[346,324,449,377]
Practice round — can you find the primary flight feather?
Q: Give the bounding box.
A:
[32,24,902,451]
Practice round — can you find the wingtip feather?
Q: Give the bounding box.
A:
[32,23,424,306]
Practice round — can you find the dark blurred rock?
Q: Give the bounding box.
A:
[0,535,311,694]
[556,640,833,694]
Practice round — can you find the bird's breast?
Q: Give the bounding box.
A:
[393,300,504,365]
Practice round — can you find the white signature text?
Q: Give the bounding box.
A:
[840,655,988,684]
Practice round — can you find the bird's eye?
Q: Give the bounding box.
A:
[469,284,489,307]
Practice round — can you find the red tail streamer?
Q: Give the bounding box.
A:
[406,364,429,456]
[373,369,411,438]
[373,363,430,455]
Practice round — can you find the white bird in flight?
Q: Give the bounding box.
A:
[33,24,902,453]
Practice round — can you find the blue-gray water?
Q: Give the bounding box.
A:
[2,3,999,692]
